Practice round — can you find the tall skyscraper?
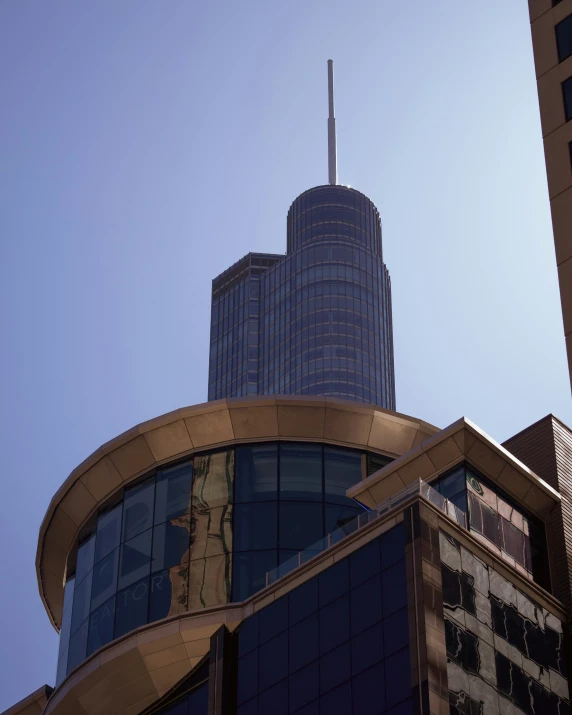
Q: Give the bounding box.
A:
[527,0,572,391]
[208,61,396,409]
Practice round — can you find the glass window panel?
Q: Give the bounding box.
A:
[349,538,380,588]
[188,553,231,610]
[383,608,409,656]
[258,679,288,715]
[234,503,278,552]
[238,615,259,658]
[325,504,362,537]
[288,660,319,712]
[122,478,155,541]
[87,595,115,656]
[386,698,413,715]
[193,450,235,511]
[59,577,76,652]
[563,76,572,121]
[152,521,190,573]
[148,565,189,623]
[319,594,350,655]
[351,621,384,675]
[235,444,278,503]
[118,529,152,591]
[56,649,69,686]
[259,631,288,691]
[71,570,93,634]
[279,444,322,501]
[114,576,150,639]
[380,524,405,571]
[319,640,350,694]
[481,502,500,546]
[91,547,119,611]
[319,681,352,715]
[557,15,572,63]
[290,612,319,673]
[237,650,258,705]
[94,504,122,564]
[279,502,323,550]
[259,597,288,644]
[385,647,411,708]
[289,576,319,626]
[351,575,383,636]
[319,558,349,607]
[75,535,95,585]
[237,699,258,715]
[324,447,362,504]
[291,701,319,715]
[232,550,277,602]
[352,661,385,715]
[382,559,407,617]
[154,463,192,526]
[189,682,208,713]
[67,619,88,673]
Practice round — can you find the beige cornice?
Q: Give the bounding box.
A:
[37,396,438,630]
[347,416,561,517]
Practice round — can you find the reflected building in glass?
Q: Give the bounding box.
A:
[208,64,395,408]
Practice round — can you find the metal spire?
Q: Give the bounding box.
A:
[327,59,337,186]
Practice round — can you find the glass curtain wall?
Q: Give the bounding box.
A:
[57,443,383,684]
[235,523,411,715]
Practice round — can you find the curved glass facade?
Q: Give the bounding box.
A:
[56,442,391,685]
[208,185,395,409]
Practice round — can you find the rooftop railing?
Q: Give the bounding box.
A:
[265,478,467,587]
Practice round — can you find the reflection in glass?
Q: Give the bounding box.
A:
[235,444,278,503]
[189,451,234,608]
[94,504,122,564]
[189,555,232,610]
[152,521,190,572]
[155,463,192,526]
[118,529,152,591]
[122,478,155,541]
[87,596,115,656]
[280,444,322,501]
[149,565,189,622]
[91,548,119,611]
[115,576,150,639]
[75,535,95,585]
[324,448,362,504]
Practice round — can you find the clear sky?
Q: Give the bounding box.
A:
[1,0,570,708]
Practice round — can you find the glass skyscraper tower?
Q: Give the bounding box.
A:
[208,61,396,409]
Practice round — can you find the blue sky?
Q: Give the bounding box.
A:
[1,0,570,708]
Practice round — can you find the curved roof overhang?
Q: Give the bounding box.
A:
[36,396,438,630]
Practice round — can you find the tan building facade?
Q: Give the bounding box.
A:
[529,0,572,390]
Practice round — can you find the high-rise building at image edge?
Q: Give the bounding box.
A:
[3,62,572,715]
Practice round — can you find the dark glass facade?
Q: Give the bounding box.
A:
[208,185,395,409]
[236,522,411,714]
[56,442,391,684]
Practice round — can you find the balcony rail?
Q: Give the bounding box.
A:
[265,478,467,587]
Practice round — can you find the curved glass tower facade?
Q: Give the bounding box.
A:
[208,185,395,408]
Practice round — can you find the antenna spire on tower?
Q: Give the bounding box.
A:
[327,59,337,186]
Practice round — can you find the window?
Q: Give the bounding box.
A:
[557,15,572,63]
[562,76,572,121]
